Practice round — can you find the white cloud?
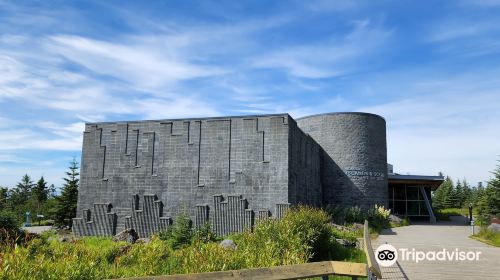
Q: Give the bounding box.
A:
[358,72,500,185]
[49,35,225,90]
[251,22,392,78]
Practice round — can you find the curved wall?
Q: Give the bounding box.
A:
[297,113,388,209]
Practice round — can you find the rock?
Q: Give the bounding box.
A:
[330,223,352,232]
[136,237,151,244]
[58,236,72,243]
[220,239,237,250]
[487,223,500,233]
[113,229,139,243]
[336,238,356,247]
[389,214,403,223]
[351,223,364,230]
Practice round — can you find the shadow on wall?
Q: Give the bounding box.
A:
[321,147,366,209]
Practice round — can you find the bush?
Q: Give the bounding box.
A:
[158,212,193,249]
[0,211,19,231]
[326,204,391,233]
[0,211,24,244]
[472,227,500,247]
[192,223,218,243]
[367,204,391,232]
[0,206,367,279]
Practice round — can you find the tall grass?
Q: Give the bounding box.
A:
[472,227,500,247]
[0,206,366,280]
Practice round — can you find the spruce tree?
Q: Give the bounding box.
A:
[485,160,500,218]
[55,159,79,227]
[13,174,34,205]
[454,180,463,208]
[32,176,49,212]
[434,176,454,209]
[462,179,472,206]
[0,187,8,210]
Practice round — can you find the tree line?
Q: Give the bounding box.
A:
[433,159,500,223]
[0,159,79,227]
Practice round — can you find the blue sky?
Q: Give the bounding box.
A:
[1,0,500,189]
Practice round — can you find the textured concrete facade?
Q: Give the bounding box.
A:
[296,113,388,209]
[73,114,322,237]
[73,112,387,237]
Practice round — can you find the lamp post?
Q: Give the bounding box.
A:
[25,211,31,227]
[468,203,473,223]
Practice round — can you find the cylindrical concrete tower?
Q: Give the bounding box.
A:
[297,112,387,209]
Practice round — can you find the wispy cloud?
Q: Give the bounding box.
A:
[359,70,500,184]
[1,0,499,188]
[252,21,392,78]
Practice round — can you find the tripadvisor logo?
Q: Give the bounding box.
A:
[375,244,398,267]
[375,244,482,266]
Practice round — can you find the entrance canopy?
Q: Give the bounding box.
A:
[387,174,444,222]
[388,174,444,190]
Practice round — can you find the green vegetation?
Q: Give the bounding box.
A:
[0,159,78,228]
[390,216,410,228]
[471,227,500,247]
[435,207,468,221]
[0,207,368,280]
[54,159,80,227]
[433,159,500,225]
[327,204,391,233]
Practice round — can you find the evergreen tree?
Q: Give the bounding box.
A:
[32,176,49,211]
[12,174,34,205]
[485,160,500,218]
[442,177,456,208]
[55,159,79,227]
[462,179,472,205]
[48,184,56,198]
[0,187,8,210]
[454,180,463,208]
[473,182,485,206]
[433,176,454,209]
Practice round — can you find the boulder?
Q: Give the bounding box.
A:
[330,223,352,232]
[389,214,403,223]
[220,239,237,250]
[113,229,139,243]
[58,236,73,243]
[487,223,500,233]
[351,223,364,230]
[136,237,151,244]
[335,238,356,247]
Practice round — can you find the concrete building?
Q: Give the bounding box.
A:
[73,112,442,237]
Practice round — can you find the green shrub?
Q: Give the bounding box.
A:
[0,210,25,245]
[326,204,391,233]
[367,204,391,232]
[0,210,20,231]
[344,206,366,224]
[192,222,218,243]
[0,206,367,279]
[472,227,500,247]
[158,212,193,249]
[329,226,362,243]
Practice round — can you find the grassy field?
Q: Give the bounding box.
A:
[435,207,474,221]
[0,207,369,280]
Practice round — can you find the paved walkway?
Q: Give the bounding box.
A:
[21,225,53,234]
[374,217,500,279]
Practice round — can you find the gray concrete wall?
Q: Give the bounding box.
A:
[287,118,322,207]
[74,111,388,237]
[74,114,292,237]
[297,112,388,209]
